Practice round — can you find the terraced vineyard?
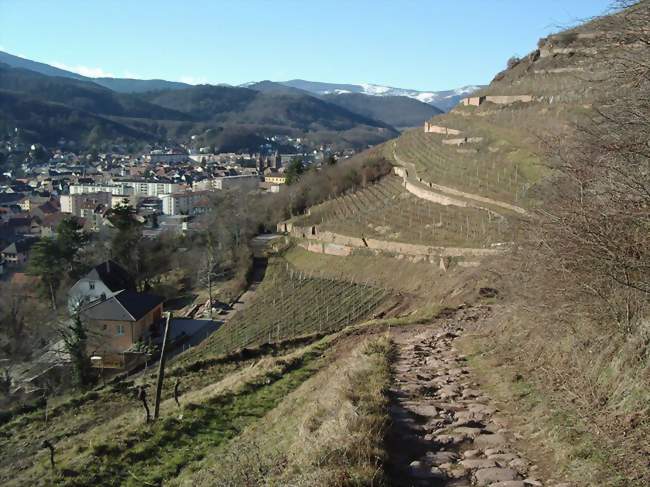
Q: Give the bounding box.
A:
[293,175,512,247]
[190,258,390,359]
[393,126,534,205]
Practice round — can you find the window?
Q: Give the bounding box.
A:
[89,281,95,290]
[116,324,125,336]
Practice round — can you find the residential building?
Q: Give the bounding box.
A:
[211,175,260,191]
[81,290,164,367]
[147,151,188,164]
[161,190,213,216]
[68,260,136,311]
[61,192,111,216]
[264,170,287,185]
[69,183,133,197]
[118,180,181,197]
[1,238,38,266]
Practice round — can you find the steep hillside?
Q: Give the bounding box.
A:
[3,4,649,487]
[276,4,650,486]
[0,65,191,121]
[321,92,442,129]
[0,90,156,147]
[0,50,191,93]
[182,257,396,362]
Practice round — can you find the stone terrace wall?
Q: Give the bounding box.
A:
[289,225,502,259]
[460,95,536,107]
[424,122,462,135]
[442,137,484,146]
[392,151,528,216]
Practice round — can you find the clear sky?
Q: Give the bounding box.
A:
[0,0,613,91]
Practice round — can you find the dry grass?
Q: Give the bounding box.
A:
[172,333,395,486]
[457,304,650,487]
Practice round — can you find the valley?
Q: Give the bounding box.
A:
[1,1,649,486]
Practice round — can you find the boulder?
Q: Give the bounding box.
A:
[425,451,459,465]
[473,467,520,486]
[474,433,508,449]
[409,460,443,480]
[459,458,498,470]
[462,449,481,459]
[452,427,483,439]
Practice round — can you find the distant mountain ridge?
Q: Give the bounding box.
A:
[0,50,479,111]
[0,61,398,151]
[0,51,191,94]
[275,79,484,112]
[243,80,442,128]
[0,50,475,150]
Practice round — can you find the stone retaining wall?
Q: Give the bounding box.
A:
[461,95,536,107]
[424,122,462,135]
[392,153,527,215]
[442,137,484,146]
[288,225,502,259]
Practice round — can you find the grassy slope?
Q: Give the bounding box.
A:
[2,315,403,486]
[171,334,395,486]
[423,14,649,485]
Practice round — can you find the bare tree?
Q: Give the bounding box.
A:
[530,0,650,331]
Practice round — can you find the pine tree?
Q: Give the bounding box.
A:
[28,238,63,310]
[61,313,93,389]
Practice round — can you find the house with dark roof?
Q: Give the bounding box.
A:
[81,290,164,360]
[68,259,136,311]
[1,237,38,266]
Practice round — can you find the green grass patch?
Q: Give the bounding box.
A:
[51,344,328,486]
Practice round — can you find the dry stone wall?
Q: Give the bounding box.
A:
[391,151,528,215]
[442,137,484,146]
[461,95,536,107]
[288,224,502,260]
[424,122,462,135]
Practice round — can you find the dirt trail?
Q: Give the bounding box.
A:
[386,307,566,487]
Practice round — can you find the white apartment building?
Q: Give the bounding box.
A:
[60,192,111,216]
[161,191,212,216]
[212,175,260,191]
[69,183,133,197]
[118,180,181,197]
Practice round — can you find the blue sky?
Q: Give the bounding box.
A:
[0,0,613,91]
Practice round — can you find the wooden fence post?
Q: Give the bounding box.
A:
[153,312,172,420]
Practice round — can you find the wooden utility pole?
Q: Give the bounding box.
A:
[206,234,215,320]
[153,312,172,420]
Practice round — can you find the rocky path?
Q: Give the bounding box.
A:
[385,307,563,487]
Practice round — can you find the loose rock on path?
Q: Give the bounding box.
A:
[385,306,566,487]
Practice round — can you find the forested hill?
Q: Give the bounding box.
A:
[0,61,398,151]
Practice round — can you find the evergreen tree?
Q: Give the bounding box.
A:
[61,313,93,389]
[107,201,143,281]
[28,238,63,310]
[285,157,305,185]
[56,216,89,276]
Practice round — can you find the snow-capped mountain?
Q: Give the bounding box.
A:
[275,80,484,112]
